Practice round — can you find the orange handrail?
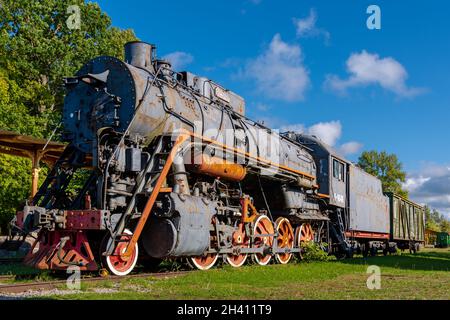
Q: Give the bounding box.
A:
[123,133,190,256]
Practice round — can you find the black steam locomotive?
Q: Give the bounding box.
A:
[13,41,424,275]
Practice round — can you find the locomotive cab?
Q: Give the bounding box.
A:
[284,133,390,258]
[284,133,349,208]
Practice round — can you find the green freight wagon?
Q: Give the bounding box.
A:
[385,192,425,252]
[436,232,450,248]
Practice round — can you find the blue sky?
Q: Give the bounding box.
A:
[94,0,450,215]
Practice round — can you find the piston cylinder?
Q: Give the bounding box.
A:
[141,193,216,258]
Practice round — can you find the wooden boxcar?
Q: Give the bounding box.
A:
[385,192,425,251]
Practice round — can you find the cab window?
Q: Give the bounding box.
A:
[333,159,345,181]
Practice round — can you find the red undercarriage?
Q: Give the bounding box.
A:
[25,230,98,271]
[20,210,105,271]
[345,230,390,240]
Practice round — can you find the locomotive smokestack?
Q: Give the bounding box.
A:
[124,41,155,70]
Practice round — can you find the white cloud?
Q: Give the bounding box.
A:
[403,176,430,192]
[308,121,342,146]
[325,50,425,98]
[279,120,363,156]
[404,163,450,218]
[293,9,330,43]
[162,51,194,70]
[243,33,310,102]
[339,141,364,156]
[280,121,341,146]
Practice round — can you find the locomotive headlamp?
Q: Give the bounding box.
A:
[79,70,110,87]
[63,70,110,89]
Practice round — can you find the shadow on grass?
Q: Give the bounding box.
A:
[337,250,450,272]
[410,250,450,260]
[0,263,38,276]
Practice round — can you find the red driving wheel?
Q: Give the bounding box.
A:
[103,229,139,276]
[226,223,249,267]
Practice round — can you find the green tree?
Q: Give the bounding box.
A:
[0,0,137,136]
[0,0,137,233]
[424,205,440,232]
[0,156,30,233]
[357,150,408,198]
[431,209,443,224]
[440,219,450,233]
[0,68,48,137]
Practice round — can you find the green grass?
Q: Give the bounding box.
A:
[25,248,449,300]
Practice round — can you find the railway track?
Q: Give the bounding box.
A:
[0,270,190,294]
[0,275,15,281]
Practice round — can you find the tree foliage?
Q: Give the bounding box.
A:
[0,0,137,233]
[0,0,137,135]
[440,219,450,233]
[0,155,31,233]
[357,150,408,198]
[425,205,450,233]
[424,205,439,232]
[0,68,48,137]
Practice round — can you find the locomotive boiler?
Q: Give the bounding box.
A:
[14,41,327,275]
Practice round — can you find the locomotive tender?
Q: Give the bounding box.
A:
[13,41,424,275]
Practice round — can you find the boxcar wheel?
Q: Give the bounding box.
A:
[370,246,377,257]
[361,243,368,258]
[345,247,354,259]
